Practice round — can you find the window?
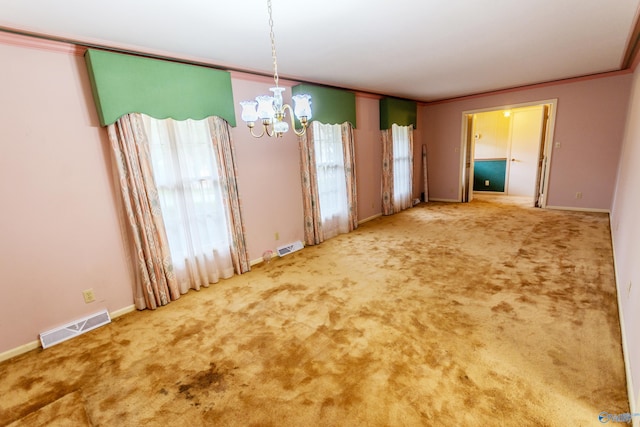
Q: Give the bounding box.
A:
[392,124,413,211]
[142,115,234,292]
[312,121,350,240]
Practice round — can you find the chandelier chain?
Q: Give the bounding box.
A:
[267,0,279,88]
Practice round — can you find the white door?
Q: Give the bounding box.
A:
[507,106,544,197]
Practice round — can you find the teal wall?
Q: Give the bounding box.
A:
[473,159,506,192]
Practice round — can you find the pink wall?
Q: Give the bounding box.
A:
[0,35,389,354]
[420,74,632,209]
[611,65,640,412]
[0,38,135,353]
[229,75,387,259]
[354,95,383,221]
[3,29,634,378]
[229,73,305,260]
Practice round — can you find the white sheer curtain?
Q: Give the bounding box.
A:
[141,115,234,294]
[392,124,413,211]
[313,121,350,240]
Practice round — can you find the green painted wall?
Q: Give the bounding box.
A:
[85,49,236,126]
[292,84,356,128]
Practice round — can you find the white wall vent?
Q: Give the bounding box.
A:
[276,240,304,257]
[39,309,111,349]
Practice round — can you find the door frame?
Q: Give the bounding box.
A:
[459,98,558,207]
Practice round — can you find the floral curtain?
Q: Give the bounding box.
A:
[208,116,250,274]
[299,123,324,245]
[341,122,358,231]
[108,113,249,310]
[382,124,414,215]
[299,122,358,245]
[381,129,394,215]
[107,113,179,310]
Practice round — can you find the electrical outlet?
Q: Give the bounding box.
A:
[82,289,96,303]
[484,180,490,186]
[575,192,582,199]
[275,232,280,241]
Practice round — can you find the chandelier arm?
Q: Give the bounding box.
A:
[281,104,309,136]
[249,125,266,138]
[264,123,275,138]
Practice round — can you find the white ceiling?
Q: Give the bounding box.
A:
[1,0,639,101]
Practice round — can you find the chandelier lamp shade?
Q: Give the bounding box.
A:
[239,0,312,138]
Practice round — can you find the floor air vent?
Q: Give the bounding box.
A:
[276,241,304,257]
[39,309,111,349]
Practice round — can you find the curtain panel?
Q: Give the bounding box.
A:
[108,114,249,310]
[299,124,324,245]
[381,129,395,215]
[208,117,251,275]
[107,113,179,310]
[381,124,414,215]
[299,122,358,245]
[341,122,359,231]
[393,125,414,211]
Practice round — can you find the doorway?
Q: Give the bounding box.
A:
[460,100,556,207]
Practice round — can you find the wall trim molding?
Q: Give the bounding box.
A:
[110,304,136,319]
[358,213,382,225]
[0,304,137,363]
[426,69,633,106]
[0,30,85,56]
[545,205,610,213]
[250,256,267,266]
[0,340,40,363]
[609,217,637,425]
[428,198,459,203]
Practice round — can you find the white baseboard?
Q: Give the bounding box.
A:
[250,248,284,266]
[428,198,459,203]
[250,256,265,266]
[358,213,382,224]
[0,340,41,363]
[0,304,137,363]
[110,304,136,319]
[634,393,639,427]
[545,205,610,213]
[609,217,636,423]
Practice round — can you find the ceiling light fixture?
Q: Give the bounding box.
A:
[239,0,312,138]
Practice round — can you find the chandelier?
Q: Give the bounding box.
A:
[239,0,312,138]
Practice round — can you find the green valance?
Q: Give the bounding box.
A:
[85,49,236,127]
[292,84,356,128]
[380,97,417,130]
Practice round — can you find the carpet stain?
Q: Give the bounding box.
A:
[491,301,514,313]
[178,363,228,404]
[0,196,629,426]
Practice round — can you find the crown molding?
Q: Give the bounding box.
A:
[0,29,85,56]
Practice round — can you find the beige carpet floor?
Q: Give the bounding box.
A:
[0,197,628,426]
